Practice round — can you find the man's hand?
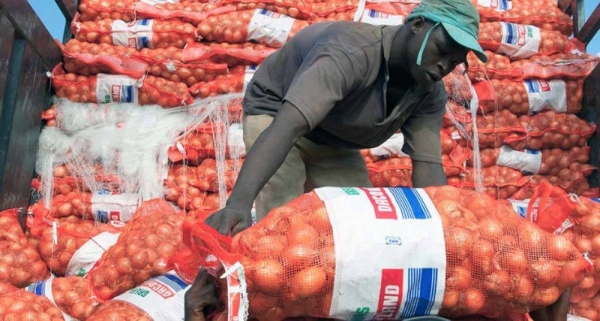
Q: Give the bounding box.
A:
[529,289,571,321]
[205,206,252,236]
[184,269,223,321]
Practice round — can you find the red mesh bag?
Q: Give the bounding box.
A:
[32,193,93,219]
[467,146,590,176]
[505,111,596,150]
[311,9,357,22]
[167,121,245,163]
[77,0,137,22]
[59,39,147,79]
[196,10,310,47]
[457,166,529,199]
[443,65,473,103]
[474,0,573,36]
[181,185,589,319]
[182,42,277,67]
[0,209,49,288]
[217,0,312,19]
[189,66,246,98]
[72,16,198,50]
[29,210,123,277]
[0,283,65,320]
[468,51,600,82]
[474,78,583,115]
[478,22,571,60]
[87,199,185,300]
[42,105,57,127]
[87,272,190,321]
[443,101,472,127]
[571,290,600,320]
[364,0,419,16]
[26,276,101,320]
[310,0,359,16]
[367,157,412,187]
[51,65,193,107]
[457,109,527,149]
[519,165,596,195]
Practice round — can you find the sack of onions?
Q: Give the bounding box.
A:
[87,271,191,321]
[443,101,472,127]
[87,199,185,300]
[60,39,147,79]
[457,109,527,149]
[181,42,277,68]
[30,214,123,277]
[311,9,357,23]
[133,1,237,26]
[504,111,596,151]
[466,146,591,176]
[195,10,310,47]
[478,22,571,60]
[521,167,595,196]
[77,0,137,22]
[168,122,246,164]
[218,0,313,19]
[189,66,246,98]
[456,165,529,199]
[0,209,49,288]
[442,64,473,104]
[473,78,583,115]
[183,185,590,319]
[27,276,100,320]
[72,16,198,50]
[310,0,359,17]
[51,65,193,107]
[0,282,65,321]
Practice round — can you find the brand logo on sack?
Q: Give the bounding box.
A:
[368,9,388,18]
[503,23,527,46]
[525,79,551,93]
[374,269,404,320]
[385,236,402,245]
[361,188,397,219]
[259,8,280,18]
[145,280,176,299]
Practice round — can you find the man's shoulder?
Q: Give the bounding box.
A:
[312,22,385,54]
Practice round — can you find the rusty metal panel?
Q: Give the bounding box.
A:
[55,0,77,22]
[0,0,62,70]
[578,2,600,45]
[583,64,600,188]
[0,43,49,209]
[0,11,15,117]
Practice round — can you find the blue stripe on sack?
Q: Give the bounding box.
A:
[140,37,150,49]
[124,86,134,103]
[592,198,600,204]
[517,206,527,218]
[389,188,431,220]
[159,274,188,292]
[505,23,515,44]
[500,0,510,10]
[525,149,540,155]
[400,268,438,318]
[26,281,45,295]
[525,80,537,93]
[139,19,149,26]
[259,8,269,15]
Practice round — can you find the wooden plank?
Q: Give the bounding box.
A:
[0,11,16,118]
[0,43,48,209]
[577,2,600,45]
[584,64,600,188]
[55,0,77,22]
[0,0,62,70]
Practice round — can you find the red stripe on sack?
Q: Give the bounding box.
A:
[375,269,404,320]
[361,188,398,219]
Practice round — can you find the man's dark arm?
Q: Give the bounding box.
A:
[412,160,447,187]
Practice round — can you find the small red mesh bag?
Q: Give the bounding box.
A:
[456,166,530,199]
[0,209,49,288]
[72,15,198,50]
[218,0,312,19]
[442,65,473,104]
[310,0,359,16]
[181,185,589,319]
[86,199,185,300]
[27,276,100,320]
[51,65,193,107]
[519,166,596,196]
[365,0,419,16]
[478,22,571,60]
[182,42,277,67]
[473,78,583,115]
[30,210,123,277]
[457,109,527,149]
[189,66,246,98]
[504,111,596,150]
[196,10,310,47]
[443,101,472,127]
[167,121,245,163]
[0,283,65,320]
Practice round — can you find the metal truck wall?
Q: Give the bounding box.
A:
[0,0,74,211]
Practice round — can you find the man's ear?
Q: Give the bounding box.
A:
[411,16,426,34]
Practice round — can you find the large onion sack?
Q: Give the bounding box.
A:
[0,283,65,321]
[27,276,100,320]
[0,209,49,288]
[183,186,589,320]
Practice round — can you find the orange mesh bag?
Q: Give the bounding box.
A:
[367,157,413,187]
[442,65,473,104]
[182,185,589,319]
[133,2,236,26]
[59,39,147,79]
[86,199,185,300]
[311,9,357,22]
[182,42,277,67]
[474,0,573,36]
[164,164,210,210]
[466,146,591,176]
[26,276,101,320]
[518,165,596,196]
[457,165,529,199]
[189,66,246,98]
[196,10,310,47]
[0,209,49,288]
[571,290,600,320]
[456,109,527,149]
[474,78,583,115]
[478,22,571,60]
[466,51,523,81]
[504,111,596,151]
[51,65,194,107]
[217,0,312,19]
[0,283,65,320]
[42,105,57,128]
[364,0,420,16]
[71,16,198,50]
[86,271,191,321]
[443,101,472,127]
[311,0,359,16]
[77,0,137,22]
[29,208,124,277]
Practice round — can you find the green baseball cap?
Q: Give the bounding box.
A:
[406,0,488,63]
